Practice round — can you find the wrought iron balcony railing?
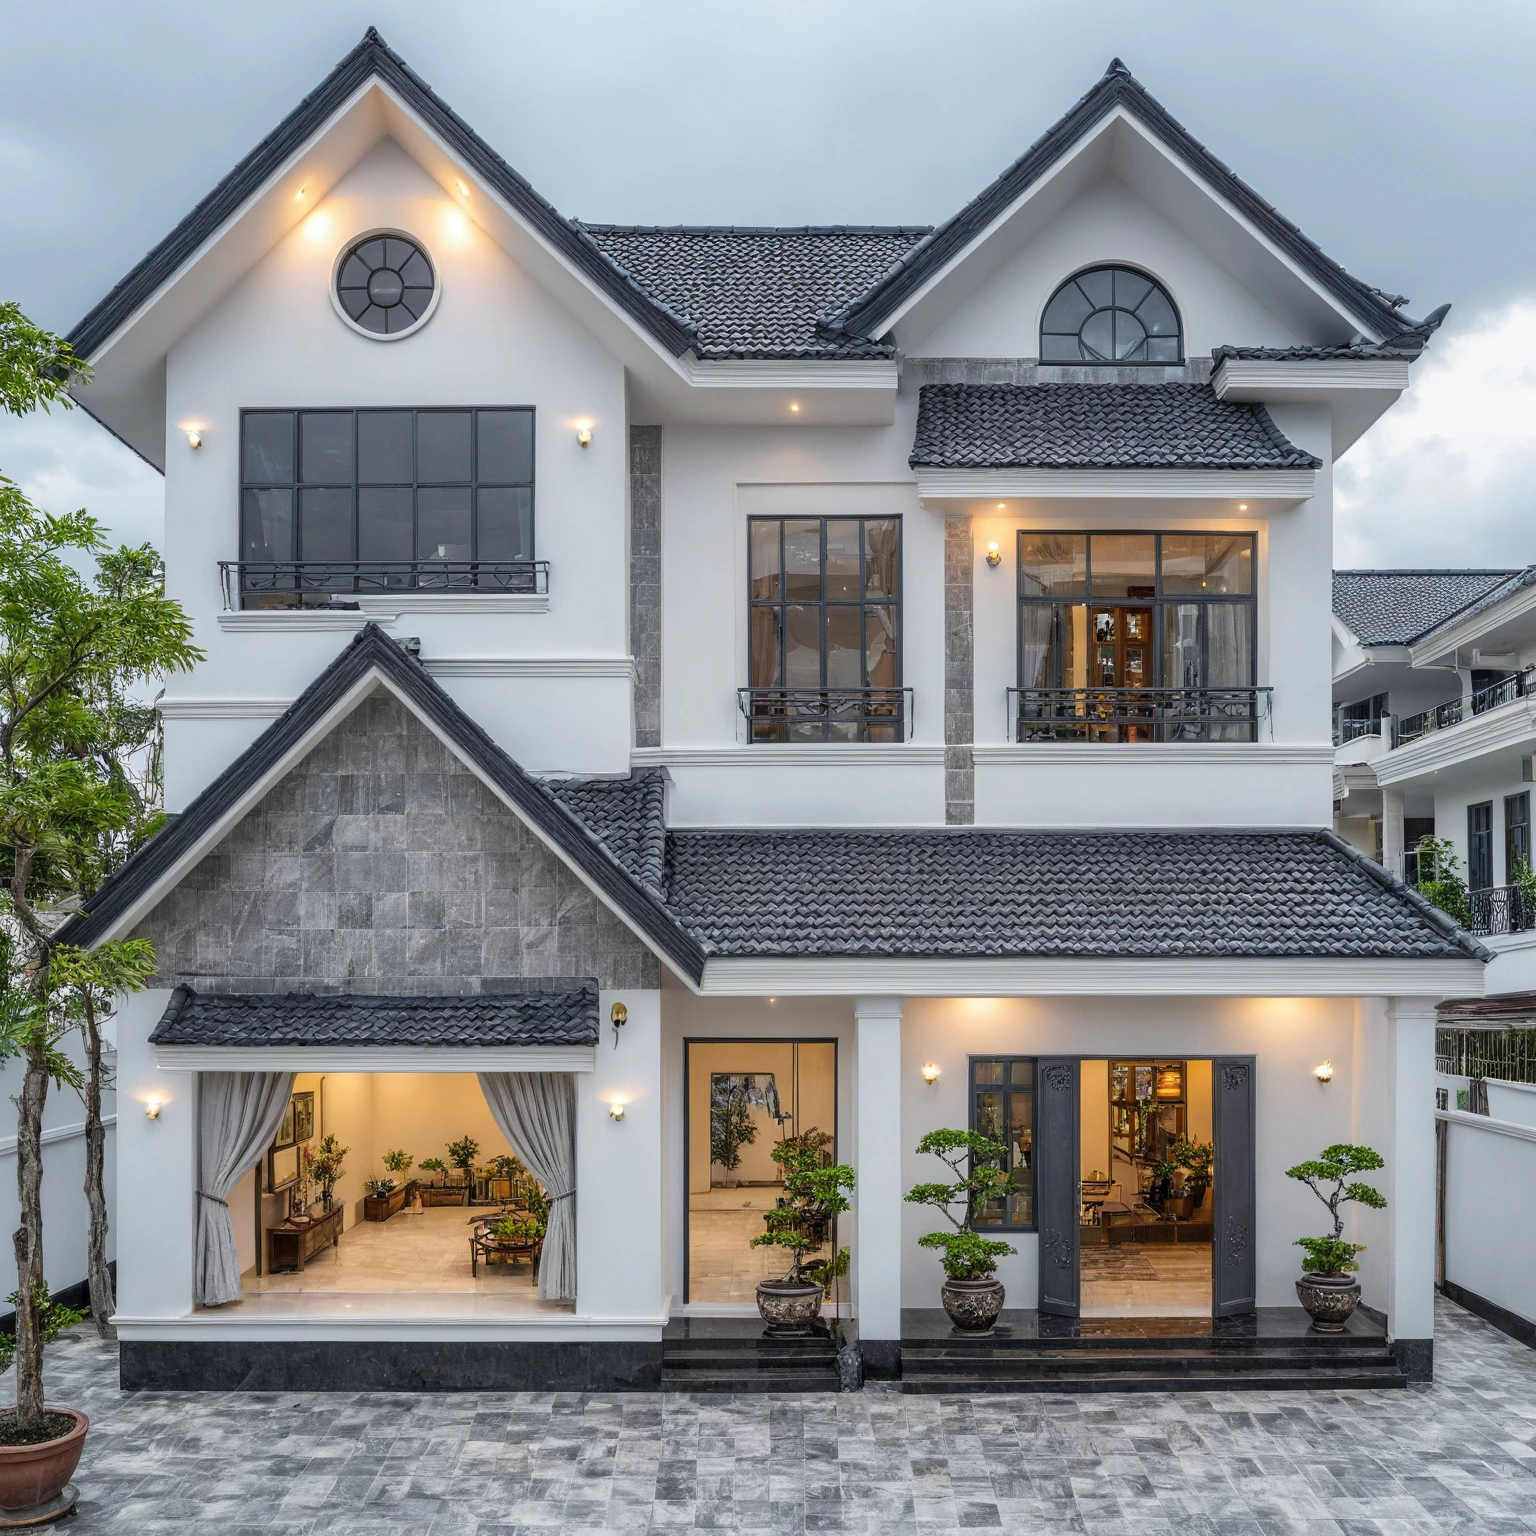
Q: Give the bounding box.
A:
[737,686,912,743]
[220,559,550,610]
[1009,686,1271,744]
[1393,672,1533,747]
[1333,717,1382,746]
[1466,884,1536,938]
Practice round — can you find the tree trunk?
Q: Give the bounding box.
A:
[81,993,114,1337]
[11,1038,50,1427]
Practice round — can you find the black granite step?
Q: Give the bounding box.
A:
[901,1345,1398,1374]
[662,1317,843,1393]
[662,1367,842,1393]
[900,1365,1408,1394]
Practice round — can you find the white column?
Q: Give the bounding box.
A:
[1386,999,1437,1377]
[1381,787,1406,879]
[853,996,904,1352]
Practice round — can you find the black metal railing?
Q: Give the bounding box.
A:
[1393,672,1534,747]
[1333,716,1382,746]
[1437,1026,1536,1085]
[219,560,550,611]
[737,687,912,743]
[1009,686,1271,744]
[1466,883,1536,938]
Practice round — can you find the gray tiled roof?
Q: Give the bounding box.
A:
[1332,569,1519,646]
[577,226,930,360]
[660,829,1479,960]
[547,770,668,894]
[149,982,599,1047]
[1212,342,1419,363]
[910,383,1321,471]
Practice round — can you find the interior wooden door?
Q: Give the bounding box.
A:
[1035,1056,1080,1316]
[1212,1055,1257,1316]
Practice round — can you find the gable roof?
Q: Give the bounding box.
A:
[1332,569,1520,647]
[910,382,1320,471]
[829,59,1422,345]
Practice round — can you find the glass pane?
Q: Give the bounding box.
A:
[1040,332,1082,362]
[478,410,533,483]
[1019,533,1086,597]
[1205,603,1252,687]
[476,487,533,561]
[1077,269,1113,307]
[417,412,472,483]
[750,521,781,600]
[1162,602,1202,689]
[973,1086,1008,1227]
[784,521,821,601]
[865,606,898,687]
[1146,336,1180,362]
[417,487,471,561]
[357,487,412,563]
[1139,287,1178,336]
[1115,270,1152,310]
[298,487,352,562]
[749,607,782,688]
[864,520,899,600]
[242,488,292,562]
[973,1060,1003,1085]
[1114,309,1149,360]
[1041,282,1094,334]
[1019,604,1056,690]
[784,605,820,686]
[825,520,861,602]
[357,412,412,484]
[243,413,293,485]
[826,606,862,687]
[1161,535,1252,595]
[1080,310,1114,360]
[1008,1060,1034,1089]
[300,413,352,485]
[1090,534,1155,598]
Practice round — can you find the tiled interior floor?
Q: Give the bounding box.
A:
[688,1187,832,1305]
[1081,1240,1213,1317]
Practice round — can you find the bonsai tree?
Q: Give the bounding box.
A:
[304,1135,349,1210]
[1414,834,1470,927]
[1169,1139,1214,1202]
[446,1135,480,1182]
[381,1148,413,1179]
[751,1135,854,1286]
[709,1079,758,1180]
[1285,1143,1388,1274]
[419,1157,447,1186]
[904,1129,1017,1280]
[364,1177,396,1199]
[491,1215,545,1244]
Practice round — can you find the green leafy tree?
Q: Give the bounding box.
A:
[1285,1143,1388,1274]
[381,1148,413,1176]
[904,1129,1018,1280]
[709,1081,758,1176]
[1414,835,1470,927]
[751,1133,854,1286]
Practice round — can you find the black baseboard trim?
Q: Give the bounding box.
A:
[1442,1281,1536,1351]
[1390,1336,1433,1382]
[0,1263,115,1337]
[860,1339,900,1380]
[120,1338,663,1392]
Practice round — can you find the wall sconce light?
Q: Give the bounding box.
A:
[610,1001,627,1048]
[985,542,1001,568]
[577,425,593,448]
[609,1101,626,1122]
[922,1062,941,1085]
[186,429,202,450]
[1314,1060,1334,1084]
[145,1097,162,1120]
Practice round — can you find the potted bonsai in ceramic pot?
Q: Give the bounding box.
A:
[751,1132,854,1334]
[904,1129,1018,1334]
[1285,1143,1387,1331]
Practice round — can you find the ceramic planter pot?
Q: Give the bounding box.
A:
[942,1276,1006,1334]
[756,1281,823,1334]
[0,1408,88,1522]
[1295,1272,1361,1333]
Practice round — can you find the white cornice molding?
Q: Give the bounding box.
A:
[681,357,898,391]
[1212,358,1412,396]
[696,955,1483,997]
[217,611,390,633]
[153,1044,595,1072]
[1436,1107,1536,1146]
[1408,581,1536,667]
[914,467,1315,500]
[631,744,945,768]
[1374,696,1536,786]
[972,743,1333,766]
[157,698,291,721]
[426,656,634,679]
[353,593,549,616]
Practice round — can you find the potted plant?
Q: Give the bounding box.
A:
[1170,1139,1213,1209]
[447,1136,480,1189]
[305,1135,349,1213]
[419,1156,447,1186]
[710,1079,759,1187]
[0,1285,88,1519]
[904,1129,1017,1334]
[750,1134,854,1333]
[362,1176,400,1222]
[1285,1143,1388,1331]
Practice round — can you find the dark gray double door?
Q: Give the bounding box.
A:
[1035,1055,1256,1318]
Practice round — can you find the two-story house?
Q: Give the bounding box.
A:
[58,31,1480,1393]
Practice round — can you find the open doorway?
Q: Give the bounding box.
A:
[1079,1059,1214,1317]
[684,1039,837,1304]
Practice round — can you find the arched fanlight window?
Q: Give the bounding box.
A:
[1040,266,1181,364]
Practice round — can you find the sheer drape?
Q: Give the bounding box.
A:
[196,1071,294,1306]
[478,1072,577,1302]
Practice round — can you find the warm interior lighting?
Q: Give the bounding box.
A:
[577,424,593,448]
[922,1062,941,1085]
[186,429,202,450]
[1238,502,1249,511]
[986,542,1002,568]
[441,207,470,242]
[295,185,307,201]
[608,1101,626,1122]
[145,1097,162,1120]
[455,179,469,197]
[1314,1060,1334,1084]
[788,402,801,413]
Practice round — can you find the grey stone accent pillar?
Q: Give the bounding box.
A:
[1382,786,1405,878]
[629,426,662,750]
[944,514,974,825]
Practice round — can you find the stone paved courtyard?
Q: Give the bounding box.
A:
[23,1297,1536,1534]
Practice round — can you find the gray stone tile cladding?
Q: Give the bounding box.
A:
[131,693,659,993]
[943,514,974,828]
[628,425,663,750]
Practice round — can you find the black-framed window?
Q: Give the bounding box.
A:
[969,1057,1035,1231]
[240,408,535,570]
[1040,266,1182,364]
[1469,801,1494,891]
[1507,792,1531,881]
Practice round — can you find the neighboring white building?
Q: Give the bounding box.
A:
[57,31,1477,1392]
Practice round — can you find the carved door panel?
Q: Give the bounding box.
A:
[1035,1056,1080,1316]
[1212,1055,1257,1316]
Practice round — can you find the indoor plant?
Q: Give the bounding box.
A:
[1170,1139,1214,1209]
[382,1148,413,1180]
[1285,1143,1387,1331]
[905,1129,1017,1333]
[710,1079,759,1186]
[447,1135,480,1188]
[305,1135,349,1213]
[418,1156,447,1186]
[750,1133,854,1333]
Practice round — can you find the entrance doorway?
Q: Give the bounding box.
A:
[684,1039,837,1305]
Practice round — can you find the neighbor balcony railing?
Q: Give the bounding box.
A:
[737,686,912,743]
[1333,716,1382,746]
[219,559,550,611]
[1393,672,1534,747]
[1437,1026,1536,1085]
[1465,883,1536,938]
[1008,686,1271,744]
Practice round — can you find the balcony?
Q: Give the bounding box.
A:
[219,560,550,611]
[1008,686,1271,744]
[1466,884,1536,938]
[737,687,912,743]
[1333,716,1382,747]
[1393,672,1534,749]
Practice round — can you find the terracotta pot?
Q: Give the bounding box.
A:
[755,1281,823,1334]
[0,1408,88,1518]
[1295,1272,1361,1333]
[941,1276,1006,1334]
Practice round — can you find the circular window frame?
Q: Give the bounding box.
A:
[1038,263,1184,366]
[330,228,442,342]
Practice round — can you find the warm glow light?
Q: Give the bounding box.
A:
[186,429,202,450]
[441,207,471,242]
[577,423,593,448]
[455,179,469,197]
[985,542,1002,568]
[302,210,333,243]
[1238,502,1248,511]
[145,1097,162,1120]
[922,1062,941,1085]
[609,1101,626,1122]
[295,185,307,202]
[1314,1060,1334,1084]
[789,402,801,413]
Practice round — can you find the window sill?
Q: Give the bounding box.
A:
[217,592,551,630]
[973,743,1332,766]
[631,744,946,768]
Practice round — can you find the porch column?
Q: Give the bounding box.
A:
[1386,998,1437,1380]
[1381,787,1405,879]
[854,995,904,1376]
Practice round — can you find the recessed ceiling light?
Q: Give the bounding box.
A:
[789,402,801,413]
[1238,502,1248,511]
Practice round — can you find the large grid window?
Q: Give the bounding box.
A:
[746,517,902,741]
[240,408,535,574]
[1507,792,1531,881]
[970,1057,1035,1231]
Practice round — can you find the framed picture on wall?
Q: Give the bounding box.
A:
[292,1091,314,1144]
[278,1099,296,1149]
[267,1144,300,1192]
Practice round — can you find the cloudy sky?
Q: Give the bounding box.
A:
[1,0,1530,568]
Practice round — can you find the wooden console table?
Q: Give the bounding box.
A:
[267,1206,343,1273]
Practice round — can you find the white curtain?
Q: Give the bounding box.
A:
[478,1072,577,1302]
[196,1071,294,1307]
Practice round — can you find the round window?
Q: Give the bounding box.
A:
[333,232,438,339]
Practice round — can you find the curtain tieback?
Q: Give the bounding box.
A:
[197,1191,229,1207]
[547,1190,574,1203]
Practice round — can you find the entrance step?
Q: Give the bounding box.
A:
[662,1318,843,1394]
